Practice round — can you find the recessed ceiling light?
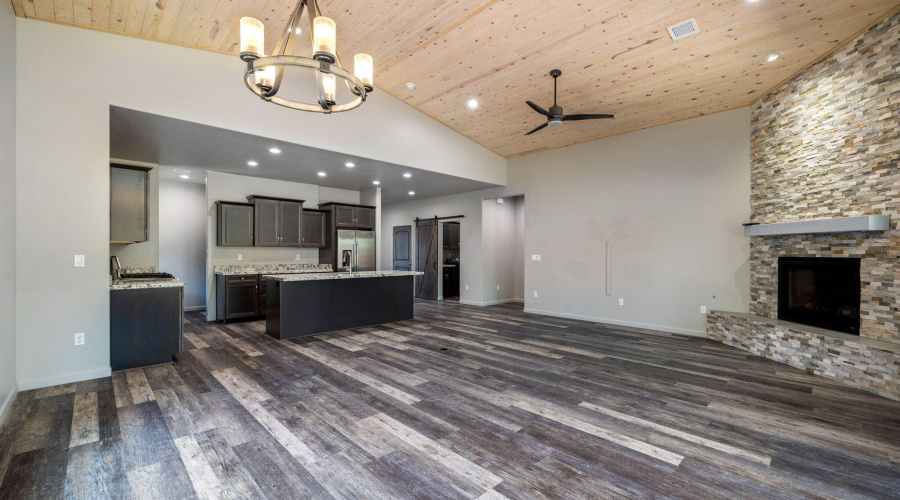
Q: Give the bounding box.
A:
[345,162,355,167]
[295,27,303,35]
[403,173,412,178]
[406,82,416,90]
[764,53,779,62]
[745,0,762,3]
[468,99,479,109]
[408,191,415,196]
[318,172,327,177]
[372,181,380,185]
[247,161,259,167]
[172,168,191,174]
[179,175,191,179]
[269,147,282,154]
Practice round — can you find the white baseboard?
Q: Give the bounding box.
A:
[0,383,18,427]
[523,307,707,338]
[17,366,112,392]
[184,306,206,312]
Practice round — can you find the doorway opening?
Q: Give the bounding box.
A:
[438,220,462,301]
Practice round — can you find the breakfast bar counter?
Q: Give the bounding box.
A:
[263,271,422,339]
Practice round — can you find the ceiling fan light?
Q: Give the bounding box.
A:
[239,17,264,61]
[313,17,337,63]
[322,72,337,105]
[255,65,276,92]
[354,53,374,91]
[548,118,563,127]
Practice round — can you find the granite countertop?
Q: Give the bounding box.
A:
[110,279,185,290]
[263,271,423,282]
[215,263,334,275]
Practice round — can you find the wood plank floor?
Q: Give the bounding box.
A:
[1,300,899,499]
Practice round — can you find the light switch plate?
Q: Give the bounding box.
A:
[533,291,538,297]
[238,254,243,261]
[496,285,500,290]
[74,255,85,267]
[700,306,707,314]
[618,298,624,306]
[295,254,301,260]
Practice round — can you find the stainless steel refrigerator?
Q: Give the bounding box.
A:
[337,229,376,272]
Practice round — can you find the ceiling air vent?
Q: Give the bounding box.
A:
[667,18,700,41]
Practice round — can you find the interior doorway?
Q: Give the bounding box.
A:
[438,220,462,301]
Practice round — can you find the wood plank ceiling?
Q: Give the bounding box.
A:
[11,0,900,158]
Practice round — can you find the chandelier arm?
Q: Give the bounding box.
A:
[264,0,307,96]
[315,62,331,112]
[245,56,365,112]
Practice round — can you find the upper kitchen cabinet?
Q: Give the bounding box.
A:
[443,223,460,250]
[319,203,376,229]
[216,201,254,247]
[302,210,327,248]
[247,196,305,247]
[110,164,150,244]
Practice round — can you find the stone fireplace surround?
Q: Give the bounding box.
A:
[708,12,900,401]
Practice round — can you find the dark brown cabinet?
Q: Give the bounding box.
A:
[216,275,260,320]
[302,210,327,248]
[443,223,460,250]
[247,196,305,247]
[325,203,376,229]
[216,202,255,247]
[110,164,151,244]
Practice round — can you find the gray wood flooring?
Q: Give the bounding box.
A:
[1,300,899,499]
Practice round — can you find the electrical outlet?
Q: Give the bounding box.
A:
[74,333,85,346]
[533,291,538,298]
[74,255,85,267]
[496,285,500,290]
[531,255,542,261]
[700,306,707,314]
[618,298,624,306]
[295,254,301,260]
[238,254,243,261]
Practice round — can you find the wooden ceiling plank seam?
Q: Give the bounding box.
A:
[179,0,223,45]
[196,0,251,48]
[165,0,201,42]
[209,0,269,52]
[32,0,55,18]
[52,0,74,23]
[152,0,186,39]
[138,0,165,37]
[123,0,149,34]
[73,0,92,24]
[90,0,111,26]
[107,0,129,31]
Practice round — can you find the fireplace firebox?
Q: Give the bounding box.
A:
[778,257,861,334]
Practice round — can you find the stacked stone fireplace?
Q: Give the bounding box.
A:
[708,12,900,401]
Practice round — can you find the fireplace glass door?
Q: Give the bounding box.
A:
[777,257,861,334]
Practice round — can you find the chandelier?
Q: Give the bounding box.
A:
[239,0,373,113]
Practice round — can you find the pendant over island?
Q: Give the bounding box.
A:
[263,270,423,339]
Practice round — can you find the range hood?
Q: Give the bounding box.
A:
[744,215,890,237]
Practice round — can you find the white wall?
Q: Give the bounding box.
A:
[205,172,363,319]
[513,196,525,301]
[360,188,382,271]
[159,179,207,311]
[507,107,752,335]
[482,198,519,305]
[15,19,503,390]
[0,0,17,422]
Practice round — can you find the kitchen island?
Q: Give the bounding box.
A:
[263,271,423,339]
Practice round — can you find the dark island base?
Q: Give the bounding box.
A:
[266,276,415,339]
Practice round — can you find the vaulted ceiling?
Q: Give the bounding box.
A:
[11,0,900,158]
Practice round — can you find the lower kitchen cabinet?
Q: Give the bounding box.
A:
[216,274,261,320]
[110,287,183,371]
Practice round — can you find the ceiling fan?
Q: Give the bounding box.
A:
[525,69,614,135]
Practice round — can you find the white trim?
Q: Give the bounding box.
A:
[0,384,18,427]
[524,307,706,338]
[17,366,112,391]
[184,306,206,312]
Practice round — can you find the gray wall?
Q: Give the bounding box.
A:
[0,0,17,422]
[481,198,519,305]
[513,196,525,301]
[507,107,752,335]
[159,179,207,311]
[14,19,502,390]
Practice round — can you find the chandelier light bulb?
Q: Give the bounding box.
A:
[255,65,276,91]
[313,17,337,63]
[322,72,337,105]
[240,17,265,61]
[354,54,374,91]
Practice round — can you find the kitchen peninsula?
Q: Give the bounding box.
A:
[264,270,423,339]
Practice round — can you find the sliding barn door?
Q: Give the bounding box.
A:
[415,220,438,299]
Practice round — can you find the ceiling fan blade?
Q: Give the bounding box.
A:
[524,123,548,136]
[526,101,551,117]
[563,114,614,121]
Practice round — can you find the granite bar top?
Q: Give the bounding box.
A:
[263,271,423,282]
[215,263,334,276]
[110,279,185,290]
